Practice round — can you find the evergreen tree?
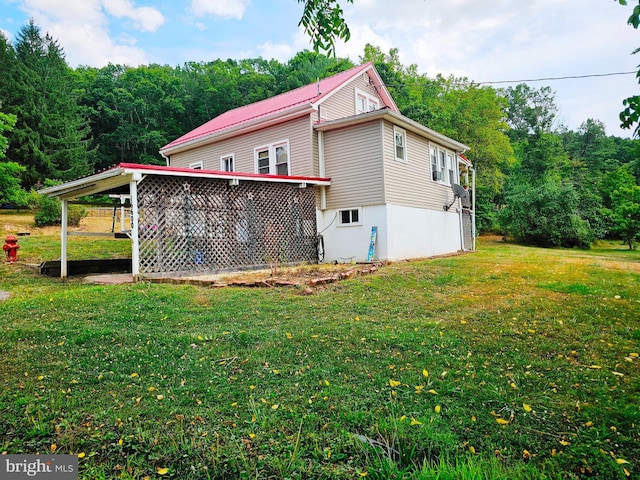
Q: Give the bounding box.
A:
[6,19,92,187]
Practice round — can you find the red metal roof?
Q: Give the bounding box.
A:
[160,62,392,152]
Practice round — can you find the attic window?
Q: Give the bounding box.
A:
[355,87,379,114]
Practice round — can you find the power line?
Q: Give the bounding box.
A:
[476,70,637,85]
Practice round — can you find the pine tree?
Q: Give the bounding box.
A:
[6,19,92,187]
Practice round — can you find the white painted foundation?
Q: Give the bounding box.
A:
[317,203,462,263]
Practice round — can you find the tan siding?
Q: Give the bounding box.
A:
[323,121,384,208]
[382,121,455,211]
[170,115,315,176]
[321,73,384,121]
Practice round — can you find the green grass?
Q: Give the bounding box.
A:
[1,228,639,479]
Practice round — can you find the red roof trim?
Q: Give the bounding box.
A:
[118,163,331,184]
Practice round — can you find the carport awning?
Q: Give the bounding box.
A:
[38,163,331,200]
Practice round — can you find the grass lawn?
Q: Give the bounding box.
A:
[1,211,639,479]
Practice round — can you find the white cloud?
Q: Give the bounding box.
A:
[13,0,164,66]
[189,0,249,20]
[101,0,164,32]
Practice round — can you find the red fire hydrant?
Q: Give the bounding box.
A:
[3,235,19,263]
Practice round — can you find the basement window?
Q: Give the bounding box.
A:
[338,208,361,226]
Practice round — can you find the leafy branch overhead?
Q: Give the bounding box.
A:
[616,0,640,136]
[298,0,353,55]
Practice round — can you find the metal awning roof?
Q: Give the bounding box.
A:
[39,163,332,200]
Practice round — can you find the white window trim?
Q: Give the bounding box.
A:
[220,153,235,172]
[254,139,290,176]
[393,126,407,163]
[189,160,203,170]
[354,87,379,115]
[337,207,362,227]
[431,146,458,186]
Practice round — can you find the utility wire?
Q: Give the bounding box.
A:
[477,70,638,85]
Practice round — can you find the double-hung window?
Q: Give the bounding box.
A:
[220,154,234,172]
[255,140,290,175]
[431,146,458,185]
[394,127,407,162]
[355,87,379,114]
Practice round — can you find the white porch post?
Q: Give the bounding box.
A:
[129,176,141,280]
[60,199,68,279]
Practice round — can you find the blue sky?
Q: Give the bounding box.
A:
[1,0,639,138]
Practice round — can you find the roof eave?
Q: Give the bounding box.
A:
[315,110,469,152]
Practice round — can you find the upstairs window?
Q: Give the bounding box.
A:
[355,87,379,114]
[255,140,290,175]
[394,127,407,162]
[189,161,203,170]
[430,147,439,180]
[220,154,234,172]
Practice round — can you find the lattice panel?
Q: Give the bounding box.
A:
[137,176,318,274]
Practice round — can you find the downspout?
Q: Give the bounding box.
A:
[161,152,170,167]
[458,197,465,251]
[318,130,326,211]
[471,167,476,251]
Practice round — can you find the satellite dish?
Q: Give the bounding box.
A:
[452,183,469,199]
[444,184,469,211]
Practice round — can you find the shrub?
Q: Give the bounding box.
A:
[499,177,595,248]
[28,189,86,227]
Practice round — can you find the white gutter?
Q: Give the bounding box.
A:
[318,130,327,210]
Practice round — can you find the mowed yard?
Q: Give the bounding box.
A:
[1,210,639,479]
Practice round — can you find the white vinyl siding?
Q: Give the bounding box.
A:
[169,115,313,176]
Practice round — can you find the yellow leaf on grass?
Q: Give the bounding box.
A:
[523,404,532,412]
[50,444,57,452]
[587,365,602,369]
[77,452,85,459]
[585,421,593,427]
[389,379,401,388]
[324,380,330,386]
[271,404,279,410]
[410,417,422,425]
[130,372,138,377]
[422,369,429,378]
[157,467,169,475]
[415,385,425,394]
[427,389,438,395]
[359,472,368,477]
[399,415,407,421]
[434,405,441,414]
[285,332,293,339]
[624,467,631,477]
[616,458,630,465]
[156,395,164,400]
[496,418,510,425]
[559,440,571,446]
[249,433,256,439]
[629,352,639,358]
[468,445,476,454]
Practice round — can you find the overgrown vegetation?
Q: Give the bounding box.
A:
[1,219,638,479]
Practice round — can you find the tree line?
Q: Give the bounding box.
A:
[0,20,639,248]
